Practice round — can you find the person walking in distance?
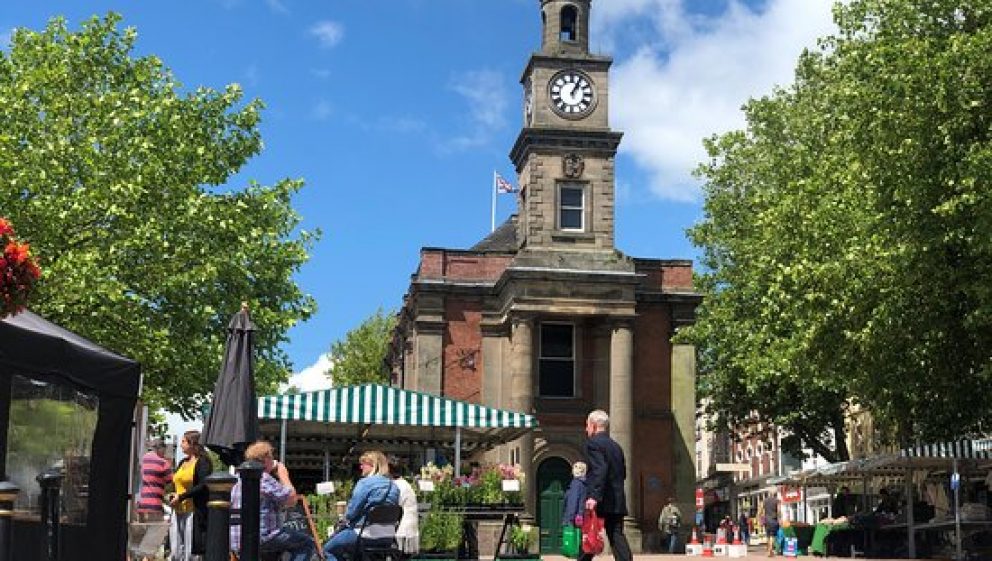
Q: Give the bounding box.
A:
[763,492,781,557]
[583,410,632,561]
[658,496,682,554]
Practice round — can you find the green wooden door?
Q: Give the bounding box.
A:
[537,457,572,553]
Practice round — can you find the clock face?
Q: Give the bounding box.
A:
[549,70,595,117]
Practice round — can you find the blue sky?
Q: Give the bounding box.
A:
[2,0,837,393]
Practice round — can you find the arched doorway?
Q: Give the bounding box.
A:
[537,456,572,553]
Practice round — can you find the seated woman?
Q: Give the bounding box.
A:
[323,450,401,561]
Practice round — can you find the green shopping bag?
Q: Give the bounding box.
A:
[561,524,582,558]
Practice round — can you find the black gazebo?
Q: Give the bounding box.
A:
[0,310,141,561]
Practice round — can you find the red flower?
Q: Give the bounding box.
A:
[0,217,41,318]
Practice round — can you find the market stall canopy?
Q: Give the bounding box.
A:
[257,384,537,469]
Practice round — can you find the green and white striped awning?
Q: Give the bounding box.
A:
[256,384,537,470]
[258,384,535,428]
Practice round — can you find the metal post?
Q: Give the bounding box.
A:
[0,481,18,561]
[280,419,288,463]
[323,447,330,482]
[205,472,238,561]
[238,460,264,561]
[905,469,915,558]
[454,426,462,476]
[37,468,63,561]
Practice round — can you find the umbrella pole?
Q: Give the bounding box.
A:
[279,419,287,464]
[454,426,462,477]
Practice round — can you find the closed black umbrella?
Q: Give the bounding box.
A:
[202,303,259,466]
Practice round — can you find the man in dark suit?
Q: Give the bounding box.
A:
[583,409,633,561]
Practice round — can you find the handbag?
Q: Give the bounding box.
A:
[581,508,605,555]
[560,524,581,558]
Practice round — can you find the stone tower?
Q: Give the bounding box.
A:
[511,0,624,254]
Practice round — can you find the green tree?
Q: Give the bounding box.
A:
[328,308,397,386]
[0,14,318,414]
[685,0,992,459]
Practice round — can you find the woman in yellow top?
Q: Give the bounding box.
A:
[169,430,212,561]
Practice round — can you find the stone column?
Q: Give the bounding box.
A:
[510,316,535,515]
[610,320,638,541]
[671,343,697,543]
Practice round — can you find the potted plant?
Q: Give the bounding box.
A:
[500,523,538,560]
[415,509,464,561]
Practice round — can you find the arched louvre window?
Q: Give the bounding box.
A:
[560,5,578,41]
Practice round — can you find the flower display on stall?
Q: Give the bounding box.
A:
[0,218,41,318]
[419,462,525,507]
[420,462,455,484]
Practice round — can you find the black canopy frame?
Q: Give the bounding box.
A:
[0,310,141,561]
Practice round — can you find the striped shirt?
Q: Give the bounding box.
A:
[137,451,173,513]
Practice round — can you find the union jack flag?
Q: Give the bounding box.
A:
[495,172,517,194]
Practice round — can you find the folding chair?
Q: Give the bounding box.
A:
[353,504,404,561]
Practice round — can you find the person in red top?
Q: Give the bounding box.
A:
[137,438,173,522]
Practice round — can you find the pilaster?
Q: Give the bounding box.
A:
[510,315,536,515]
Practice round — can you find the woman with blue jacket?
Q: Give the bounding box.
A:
[562,461,591,560]
[323,450,400,561]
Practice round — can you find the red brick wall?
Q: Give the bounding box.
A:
[633,303,675,523]
[418,249,512,281]
[442,297,484,402]
[633,260,694,291]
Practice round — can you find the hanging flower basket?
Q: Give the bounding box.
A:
[0,218,41,318]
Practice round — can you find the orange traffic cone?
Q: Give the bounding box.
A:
[691,527,700,545]
[702,537,715,557]
[716,528,727,545]
[732,528,742,545]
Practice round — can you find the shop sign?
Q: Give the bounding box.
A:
[780,485,803,503]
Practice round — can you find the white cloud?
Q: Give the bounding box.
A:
[266,0,289,14]
[312,99,333,121]
[597,0,836,201]
[443,69,509,152]
[282,353,334,393]
[309,20,345,49]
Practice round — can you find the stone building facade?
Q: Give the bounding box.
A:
[390,0,701,552]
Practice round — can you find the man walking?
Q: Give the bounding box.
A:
[763,492,780,557]
[136,439,172,522]
[658,496,682,554]
[583,410,633,561]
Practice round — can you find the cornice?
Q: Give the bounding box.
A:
[510,128,623,171]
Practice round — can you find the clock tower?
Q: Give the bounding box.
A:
[510,0,624,256]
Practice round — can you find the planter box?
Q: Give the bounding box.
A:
[685,543,703,556]
[413,552,459,561]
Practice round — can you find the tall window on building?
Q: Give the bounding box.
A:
[539,323,575,397]
[560,5,577,41]
[559,184,584,231]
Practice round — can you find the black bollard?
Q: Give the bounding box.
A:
[0,480,19,561]
[238,460,263,561]
[205,471,238,561]
[37,468,63,561]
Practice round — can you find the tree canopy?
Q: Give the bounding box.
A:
[684,0,992,461]
[327,308,397,387]
[0,14,317,414]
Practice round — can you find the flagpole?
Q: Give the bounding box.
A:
[491,170,497,232]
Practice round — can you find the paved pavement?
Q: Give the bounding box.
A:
[537,550,905,561]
